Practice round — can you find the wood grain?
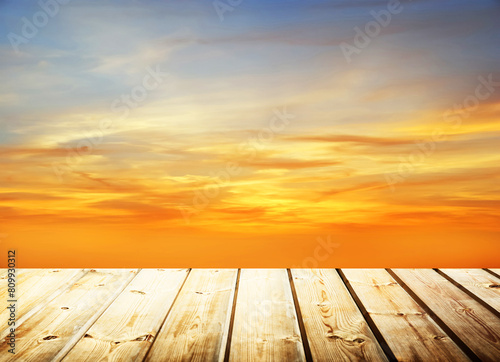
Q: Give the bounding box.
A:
[0,269,86,339]
[0,269,137,362]
[145,269,237,362]
[229,269,305,362]
[439,269,500,311]
[1,268,499,361]
[0,269,46,307]
[394,268,500,361]
[487,269,500,278]
[341,269,469,361]
[63,269,188,362]
[291,269,388,361]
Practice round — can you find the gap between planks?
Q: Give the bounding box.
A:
[391,269,500,361]
[2,269,499,362]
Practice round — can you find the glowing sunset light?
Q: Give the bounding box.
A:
[0,0,499,267]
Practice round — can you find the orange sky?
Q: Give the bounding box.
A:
[1,0,499,267]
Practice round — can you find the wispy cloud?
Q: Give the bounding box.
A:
[1,0,499,266]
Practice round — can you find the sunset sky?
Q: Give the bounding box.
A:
[1,0,499,267]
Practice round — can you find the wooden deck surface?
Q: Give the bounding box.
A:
[1,269,499,361]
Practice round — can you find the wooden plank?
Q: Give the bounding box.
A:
[0,269,86,336]
[487,269,500,277]
[0,269,45,304]
[145,269,237,362]
[393,269,500,361]
[0,269,137,362]
[439,269,500,311]
[229,269,305,362]
[62,269,188,362]
[341,269,469,361]
[291,269,388,361]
